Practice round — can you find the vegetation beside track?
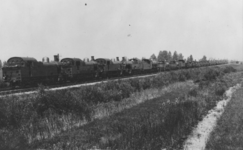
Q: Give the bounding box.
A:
[205,83,243,150]
[30,67,242,150]
[0,65,241,149]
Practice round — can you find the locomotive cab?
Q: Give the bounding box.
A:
[151,60,158,69]
[2,67,22,86]
[141,58,152,71]
[95,58,124,76]
[169,60,179,70]
[178,60,186,68]
[60,58,80,78]
[61,57,99,80]
[2,57,37,85]
[121,57,133,74]
[151,60,163,72]
[128,58,143,73]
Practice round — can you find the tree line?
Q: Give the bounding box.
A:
[150,50,207,62]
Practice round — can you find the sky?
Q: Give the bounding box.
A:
[0,0,242,62]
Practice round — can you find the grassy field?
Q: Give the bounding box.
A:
[29,66,243,150]
[0,65,242,149]
[32,84,199,149]
[206,85,243,150]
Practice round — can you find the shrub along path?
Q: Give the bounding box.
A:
[32,85,196,150]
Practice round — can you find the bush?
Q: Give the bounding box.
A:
[0,96,30,129]
[128,78,144,91]
[0,130,29,150]
[203,68,220,81]
[164,100,200,137]
[33,89,91,120]
[213,81,227,96]
[223,66,236,73]
[188,88,198,97]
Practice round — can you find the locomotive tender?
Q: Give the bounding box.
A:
[1,54,228,86]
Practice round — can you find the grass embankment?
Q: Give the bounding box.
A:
[206,84,243,150]
[29,66,243,150]
[0,67,201,148]
[0,65,240,149]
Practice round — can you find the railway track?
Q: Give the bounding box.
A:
[0,72,159,97]
[0,87,36,96]
[0,64,228,97]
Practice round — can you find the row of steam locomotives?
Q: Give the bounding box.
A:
[2,54,228,86]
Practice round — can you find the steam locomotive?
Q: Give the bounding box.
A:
[1,54,227,86]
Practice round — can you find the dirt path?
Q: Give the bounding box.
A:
[183,84,241,150]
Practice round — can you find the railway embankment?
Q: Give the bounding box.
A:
[0,64,230,97]
[0,65,242,149]
[0,73,158,97]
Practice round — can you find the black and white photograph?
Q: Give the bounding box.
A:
[0,0,242,149]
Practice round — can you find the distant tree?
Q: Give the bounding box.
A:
[172,51,178,61]
[189,55,194,61]
[0,60,2,69]
[150,54,157,60]
[199,55,207,61]
[178,53,184,60]
[168,51,172,61]
[157,50,168,61]
[187,55,194,62]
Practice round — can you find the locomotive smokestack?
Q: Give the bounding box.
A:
[91,56,94,61]
[42,57,50,63]
[116,57,119,61]
[54,54,59,62]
